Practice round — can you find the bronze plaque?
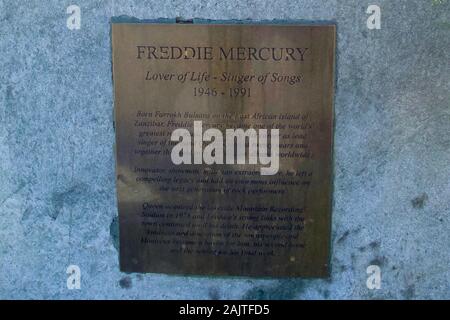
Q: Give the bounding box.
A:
[112,23,335,277]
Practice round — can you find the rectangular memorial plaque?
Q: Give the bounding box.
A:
[112,23,335,277]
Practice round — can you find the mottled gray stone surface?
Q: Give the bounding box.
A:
[0,0,449,299]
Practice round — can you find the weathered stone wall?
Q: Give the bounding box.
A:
[0,0,448,299]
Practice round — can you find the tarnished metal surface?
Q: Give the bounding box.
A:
[112,24,335,277]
